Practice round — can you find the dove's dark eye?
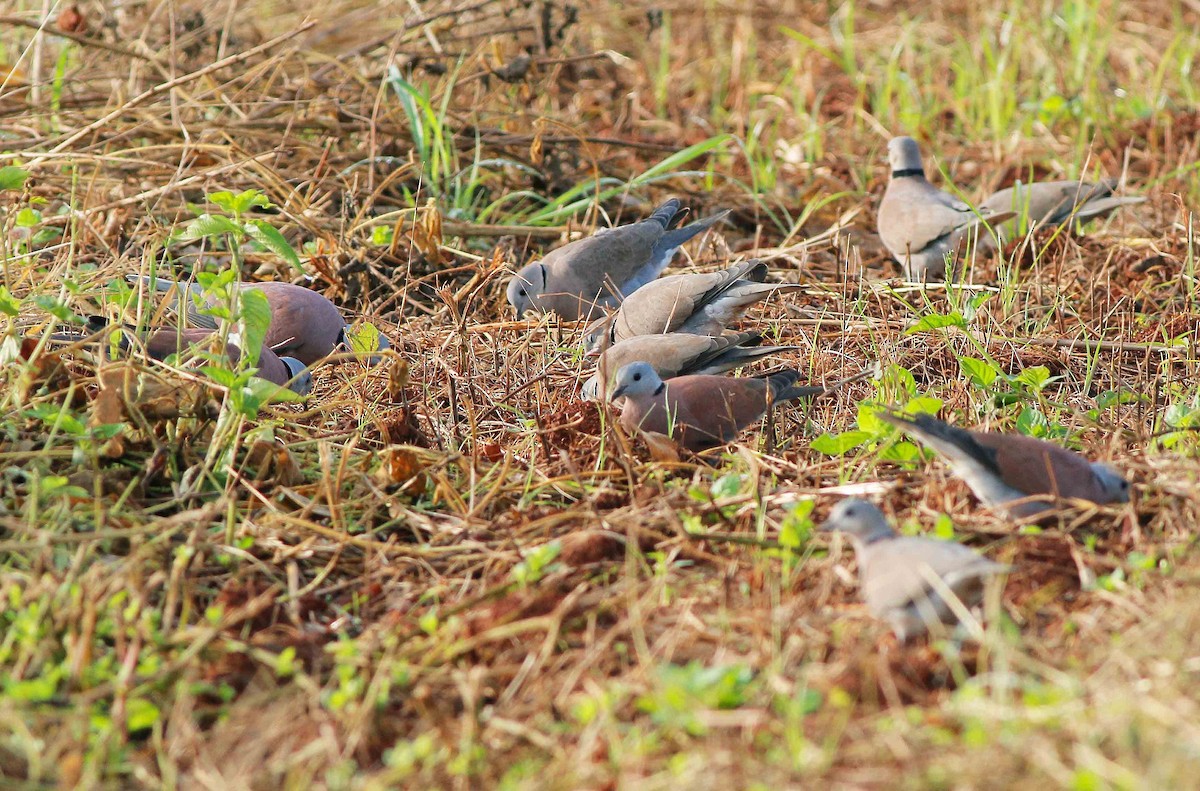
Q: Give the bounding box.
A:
[633,373,642,381]
[518,288,527,296]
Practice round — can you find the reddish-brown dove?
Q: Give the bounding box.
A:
[581,331,798,401]
[609,362,870,452]
[506,198,729,321]
[877,136,1014,281]
[879,410,1129,519]
[54,317,312,394]
[820,498,1010,642]
[127,274,387,366]
[586,259,801,351]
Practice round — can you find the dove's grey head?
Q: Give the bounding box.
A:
[281,357,313,395]
[507,262,546,316]
[609,361,664,401]
[887,136,924,176]
[1091,462,1131,503]
[819,498,895,544]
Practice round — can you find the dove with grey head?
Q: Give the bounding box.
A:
[127,274,389,366]
[609,362,872,452]
[877,136,1014,281]
[506,198,729,321]
[581,331,798,401]
[879,410,1129,520]
[52,316,313,395]
[585,259,801,352]
[820,498,1011,642]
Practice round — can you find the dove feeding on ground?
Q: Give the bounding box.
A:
[820,498,1010,642]
[978,178,1144,244]
[877,136,1014,281]
[127,274,388,366]
[506,198,730,321]
[879,410,1129,519]
[585,259,802,352]
[608,362,870,452]
[52,316,313,394]
[581,331,798,401]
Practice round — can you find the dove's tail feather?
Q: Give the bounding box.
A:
[654,208,732,255]
[1073,195,1145,223]
[647,198,685,229]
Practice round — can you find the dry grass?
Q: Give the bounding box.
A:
[2,0,1199,788]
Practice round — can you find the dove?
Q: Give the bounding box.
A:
[979,178,1144,243]
[581,331,798,401]
[877,136,1014,281]
[126,274,389,366]
[609,362,870,452]
[506,198,729,321]
[52,317,313,394]
[819,498,1010,642]
[879,410,1130,519]
[586,259,802,351]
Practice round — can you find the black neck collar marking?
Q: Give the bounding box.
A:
[891,167,924,178]
[653,381,666,396]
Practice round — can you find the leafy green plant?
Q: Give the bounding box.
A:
[636,662,755,736]
[176,189,301,272]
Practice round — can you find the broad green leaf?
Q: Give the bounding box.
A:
[0,285,20,316]
[0,165,30,191]
[879,440,922,462]
[244,376,307,404]
[905,312,966,334]
[209,189,272,216]
[346,323,383,354]
[1016,407,1048,437]
[856,403,886,435]
[877,364,917,398]
[711,473,743,499]
[903,396,943,416]
[933,514,956,540]
[810,430,872,456]
[1015,365,1057,391]
[245,219,302,271]
[959,356,998,388]
[125,698,161,732]
[33,294,75,322]
[15,207,40,227]
[238,289,273,367]
[199,365,240,388]
[177,213,242,241]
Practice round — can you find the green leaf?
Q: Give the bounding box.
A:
[905,312,966,334]
[245,220,302,271]
[0,165,30,191]
[199,365,241,388]
[177,213,243,242]
[1014,365,1056,391]
[1016,407,1048,437]
[33,294,75,322]
[959,356,998,388]
[932,514,956,540]
[125,698,161,732]
[877,364,918,399]
[209,189,272,216]
[810,430,872,456]
[237,288,273,367]
[779,500,816,549]
[0,285,20,316]
[15,207,41,227]
[856,403,886,435]
[244,376,307,404]
[879,440,922,462]
[346,323,383,355]
[711,473,743,500]
[903,396,944,416]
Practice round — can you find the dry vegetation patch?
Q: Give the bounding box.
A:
[2,0,1200,787]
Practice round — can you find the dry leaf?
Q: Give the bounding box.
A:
[640,430,681,463]
[374,446,429,497]
[387,357,410,402]
[57,5,87,34]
